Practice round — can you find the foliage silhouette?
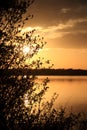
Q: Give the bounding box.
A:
[0,0,51,129]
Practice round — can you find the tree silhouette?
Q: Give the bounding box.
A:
[0,0,53,130]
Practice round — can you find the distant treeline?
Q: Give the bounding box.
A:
[38,68,87,76]
[0,68,87,76]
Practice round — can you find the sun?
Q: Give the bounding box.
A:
[23,46,30,55]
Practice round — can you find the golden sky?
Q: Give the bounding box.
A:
[24,0,87,69]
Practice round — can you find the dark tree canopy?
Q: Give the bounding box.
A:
[0,0,13,8]
[0,0,52,130]
[0,0,34,10]
[0,0,21,9]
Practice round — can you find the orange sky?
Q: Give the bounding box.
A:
[24,0,87,69]
[39,47,87,69]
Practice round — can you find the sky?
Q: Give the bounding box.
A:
[25,0,87,69]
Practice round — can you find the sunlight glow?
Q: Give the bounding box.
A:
[24,94,29,107]
[23,46,30,55]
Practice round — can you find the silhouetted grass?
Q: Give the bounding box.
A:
[9,107,87,130]
[26,107,87,130]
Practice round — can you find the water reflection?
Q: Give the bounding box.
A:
[37,76,87,113]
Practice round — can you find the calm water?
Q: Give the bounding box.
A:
[38,76,87,113]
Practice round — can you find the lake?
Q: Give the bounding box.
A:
[37,76,87,113]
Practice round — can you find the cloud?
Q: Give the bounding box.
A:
[30,0,87,27]
[27,0,87,49]
[28,18,87,37]
[24,16,87,48]
[36,0,87,9]
[23,22,73,39]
